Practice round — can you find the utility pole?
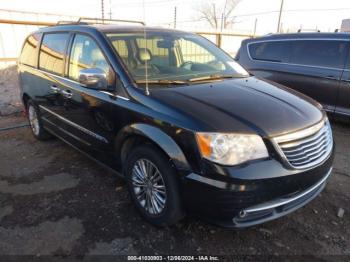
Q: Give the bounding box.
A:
[101,0,105,21]
[277,0,284,33]
[212,3,217,29]
[253,18,258,37]
[221,0,228,31]
[174,6,177,28]
[108,0,112,19]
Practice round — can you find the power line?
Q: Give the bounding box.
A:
[111,0,203,7]
[234,7,350,18]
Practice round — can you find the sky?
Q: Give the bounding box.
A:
[1,0,350,34]
[1,0,350,58]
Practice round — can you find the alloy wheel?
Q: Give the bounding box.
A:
[131,158,167,215]
[28,105,40,136]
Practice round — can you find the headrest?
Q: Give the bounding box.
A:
[138,49,152,62]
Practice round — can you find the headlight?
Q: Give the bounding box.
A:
[196,133,268,166]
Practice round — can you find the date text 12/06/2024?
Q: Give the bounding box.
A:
[127,256,220,261]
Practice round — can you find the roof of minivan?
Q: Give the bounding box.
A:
[36,24,190,34]
[247,32,350,41]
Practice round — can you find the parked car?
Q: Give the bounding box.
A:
[236,33,350,121]
[18,20,334,228]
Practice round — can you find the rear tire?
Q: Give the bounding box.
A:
[26,100,52,140]
[125,144,185,227]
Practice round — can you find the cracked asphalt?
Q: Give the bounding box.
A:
[0,115,349,260]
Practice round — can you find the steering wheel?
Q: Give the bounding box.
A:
[180,61,194,70]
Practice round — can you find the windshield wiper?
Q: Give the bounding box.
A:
[136,79,188,85]
[188,74,241,82]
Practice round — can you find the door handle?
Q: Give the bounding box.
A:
[50,85,60,93]
[324,76,338,80]
[61,90,73,99]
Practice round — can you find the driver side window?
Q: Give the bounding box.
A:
[69,34,111,81]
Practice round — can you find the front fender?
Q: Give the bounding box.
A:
[115,123,191,171]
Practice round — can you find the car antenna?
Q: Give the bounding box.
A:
[142,0,150,95]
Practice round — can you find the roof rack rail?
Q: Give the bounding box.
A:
[297,29,321,33]
[78,17,145,26]
[55,17,145,26]
[56,20,88,25]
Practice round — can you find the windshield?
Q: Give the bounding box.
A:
[106,31,249,86]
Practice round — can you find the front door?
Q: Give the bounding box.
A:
[58,33,117,161]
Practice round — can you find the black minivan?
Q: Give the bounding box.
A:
[18,20,334,228]
[236,33,350,121]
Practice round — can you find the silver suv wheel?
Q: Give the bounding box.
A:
[131,158,167,215]
[28,104,40,136]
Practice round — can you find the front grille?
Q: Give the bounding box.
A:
[273,119,333,169]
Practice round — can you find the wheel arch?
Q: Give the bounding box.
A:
[22,93,31,110]
[116,123,191,172]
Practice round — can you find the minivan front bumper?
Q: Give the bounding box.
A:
[181,149,334,228]
[232,167,331,227]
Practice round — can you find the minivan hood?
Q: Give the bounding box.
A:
[151,77,324,137]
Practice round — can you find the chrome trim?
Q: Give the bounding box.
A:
[43,124,124,178]
[271,118,333,170]
[61,90,73,99]
[243,167,332,213]
[100,91,130,101]
[273,119,325,144]
[334,110,350,116]
[42,117,91,146]
[36,67,84,86]
[39,105,108,144]
[246,38,347,71]
[31,67,130,101]
[282,130,328,151]
[186,173,227,189]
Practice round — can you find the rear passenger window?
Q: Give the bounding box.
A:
[289,40,347,69]
[249,41,290,62]
[20,33,40,67]
[39,33,69,75]
[68,34,112,82]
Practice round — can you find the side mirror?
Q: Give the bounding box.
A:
[78,68,108,90]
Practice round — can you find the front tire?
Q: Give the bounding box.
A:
[27,100,52,140]
[125,144,185,227]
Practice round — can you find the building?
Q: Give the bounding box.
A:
[341,19,350,32]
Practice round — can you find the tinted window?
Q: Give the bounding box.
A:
[249,41,290,62]
[178,38,216,63]
[289,40,347,69]
[39,33,69,75]
[136,38,170,66]
[111,39,129,61]
[69,34,111,82]
[107,32,249,83]
[20,33,40,67]
[346,52,350,70]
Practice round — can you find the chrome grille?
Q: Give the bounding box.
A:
[273,119,333,169]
